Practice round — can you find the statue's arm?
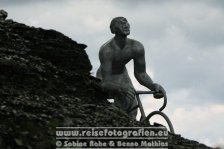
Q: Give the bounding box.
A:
[133,44,155,91]
[133,43,166,98]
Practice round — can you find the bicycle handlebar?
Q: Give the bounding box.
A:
[135,91,167,111]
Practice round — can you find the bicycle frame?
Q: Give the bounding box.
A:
[131,91,175,134]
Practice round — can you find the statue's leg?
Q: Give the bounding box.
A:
[112,86,137,119]
[127,97,138,119]
[113,95,129,112]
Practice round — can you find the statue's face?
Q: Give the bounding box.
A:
[114,18,130,36]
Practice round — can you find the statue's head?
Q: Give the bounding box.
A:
[110,17,130,36]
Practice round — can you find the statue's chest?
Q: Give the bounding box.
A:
[112,48,133,64]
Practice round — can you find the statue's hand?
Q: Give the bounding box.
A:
[152,83,166,99]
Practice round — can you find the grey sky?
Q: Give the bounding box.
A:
[1,0,224,147]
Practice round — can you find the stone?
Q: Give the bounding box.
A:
[0,9,8,21]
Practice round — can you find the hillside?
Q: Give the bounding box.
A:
[0,10,214,149]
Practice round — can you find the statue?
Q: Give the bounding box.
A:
[96,17,166,119]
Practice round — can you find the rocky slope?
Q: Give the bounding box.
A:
[0,10,215,149]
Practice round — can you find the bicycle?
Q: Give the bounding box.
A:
[128,90,175,134]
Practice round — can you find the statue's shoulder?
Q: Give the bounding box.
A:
[100,39,113,52]
[99,39,113,57]
[128,38,144,51]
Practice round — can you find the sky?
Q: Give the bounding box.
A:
[1,0,224,147]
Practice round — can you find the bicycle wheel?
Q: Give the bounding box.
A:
[144,111,175,134]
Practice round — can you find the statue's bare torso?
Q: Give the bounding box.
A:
[97,38,141,88]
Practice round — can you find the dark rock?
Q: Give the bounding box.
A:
[0,9,8,21]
